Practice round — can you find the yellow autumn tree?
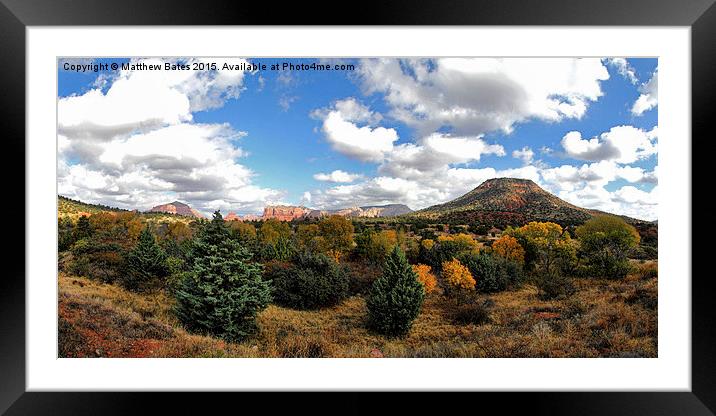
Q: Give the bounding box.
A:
[259,219,291,246]
[296,223,325,252]
[421,238,435,251]
[412,264,438,294]
[508,221,577,276]
[517,221,564,242]
[492,235,525,264]
[318,215,354,262]
[438,233,479,253]
[229,221,257,243]
[442,258,476,296]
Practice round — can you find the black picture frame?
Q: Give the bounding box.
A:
[1,0,712,414]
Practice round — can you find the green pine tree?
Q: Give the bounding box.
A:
[367,246,425,337]
[122,224,167,291]
[174,211,272,342]
[74,215,92,240]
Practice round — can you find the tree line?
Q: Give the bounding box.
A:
[58,210,645,341]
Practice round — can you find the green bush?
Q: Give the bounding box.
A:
[174,211,272,342]
[458,252,522,293]
[367,246,425,337]
[534,272,574,300]
[69,238,124,283]
[423,240,465,271]
[258,237,295,262]
[576,215,640,279]
[58,217,76,252]
[628,244,658,260]
[266,252,349,310]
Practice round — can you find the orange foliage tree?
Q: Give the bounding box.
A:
[412,264,438,294]
[492,235,525,264]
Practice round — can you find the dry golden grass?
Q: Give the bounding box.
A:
[59,270,657,358]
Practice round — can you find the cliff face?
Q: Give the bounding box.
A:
[149,201,204,218]
[224,212,241,221]
[225,212,261,221]
[262,205,312,221]
[303,204,413,219]
[360,204,413,217]
[224,212,262,221]
[227,203,413,222]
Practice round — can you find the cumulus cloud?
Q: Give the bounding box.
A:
[300,191,312,205]
[278,95,298,111]
[606,58,638,84]
[309,97,507,209]
[512,146,535,165]
[58,57,284,215]
[561,125,657,163]
[357,58,609,136]
[557,184,658,220]
[541,160,656,191]
[632,68,658,116]
[313,170,363,183]
[378,133,505,179]
[312,98,398,162]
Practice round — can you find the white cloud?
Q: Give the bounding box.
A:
[313,98,398,162]
[358,58,609,136]
[561,125,657,163]
[606,58,638,84]
[313,170,363,183]
[278,95,298,111]
[557,184,658,221]
[379,133,505,178]
[300,191,312,205]
[632,68,658,116]
[512,146,534,165]
[58,57,283,215]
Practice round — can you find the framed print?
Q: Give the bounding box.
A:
[2,0,714,414]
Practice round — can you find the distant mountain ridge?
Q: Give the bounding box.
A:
[226,204,414,221]
[60,179,652,232]
[59,196,413,222]
[304,204,413,220]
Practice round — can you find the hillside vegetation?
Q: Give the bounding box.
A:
[59,268,657,358]
[58,197,658,358]
[59,195,196,224]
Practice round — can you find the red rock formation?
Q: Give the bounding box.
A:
[149,201,205,218]
[262,205,312,221]
[224,212,262,221]
[224,212,240,221]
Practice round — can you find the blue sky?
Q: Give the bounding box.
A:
[58,57,658,220]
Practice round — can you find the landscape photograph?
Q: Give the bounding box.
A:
[57,57,658,358]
